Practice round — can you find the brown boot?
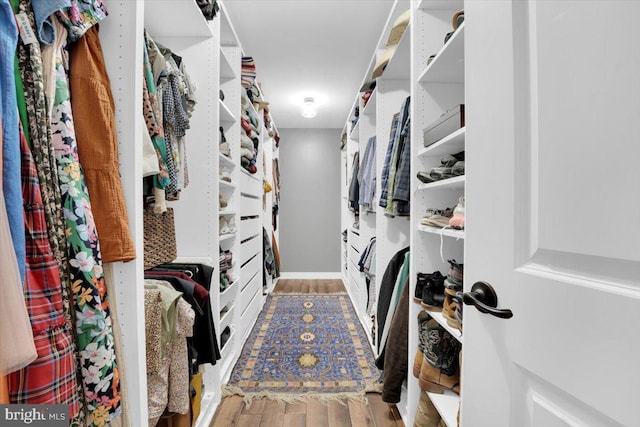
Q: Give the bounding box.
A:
[412,391,442,427]
[413,311,431,378]
[419,319,461,394]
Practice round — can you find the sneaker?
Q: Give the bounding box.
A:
[420,272,446,311]
[449,196,465,229]
[219,218,230,235]
[227,216,237,233]
[421,208,454,228]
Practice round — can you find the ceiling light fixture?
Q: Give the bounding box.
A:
[301,97,318,118]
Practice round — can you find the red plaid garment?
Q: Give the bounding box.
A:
[8,134,80,416]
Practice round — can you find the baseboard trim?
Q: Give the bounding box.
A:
[279,272,342,280]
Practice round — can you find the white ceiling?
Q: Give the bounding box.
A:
[224,1,394,129]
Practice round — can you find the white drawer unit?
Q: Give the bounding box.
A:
[348,245,361,266]
[239,217,261,241]
[239,269,262,316]
[239,170,262,197]
[240,254,261,290]
[240,234,261,265]
[240,194,261,217]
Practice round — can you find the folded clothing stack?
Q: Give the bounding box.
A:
[241,56,256,88]
[240,93,260,174]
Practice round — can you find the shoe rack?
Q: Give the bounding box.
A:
[99,1,271,425]
[217,4,243,385]
[409,0,465,426]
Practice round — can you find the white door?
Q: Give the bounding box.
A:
[464,1,640,426]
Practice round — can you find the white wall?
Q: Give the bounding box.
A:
[278,128,341,273]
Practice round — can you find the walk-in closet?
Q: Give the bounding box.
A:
[1,1,638,427]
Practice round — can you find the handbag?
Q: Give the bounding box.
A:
[143,207,177,270]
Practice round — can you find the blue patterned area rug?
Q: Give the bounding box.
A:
[222,293,382,403]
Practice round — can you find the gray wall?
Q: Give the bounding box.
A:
[278,128,341,272]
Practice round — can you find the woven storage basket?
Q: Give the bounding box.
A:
[143,207,177,270]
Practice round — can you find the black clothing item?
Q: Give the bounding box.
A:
[151,263,221,367]
[348,151,360,211]
[376,246,410,351]
[381,279,409,403]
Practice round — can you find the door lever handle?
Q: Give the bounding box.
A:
[462,281,513,319]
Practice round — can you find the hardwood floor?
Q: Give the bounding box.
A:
[212,279,404,427]
[273,279,346,294]
[210,394,404,427]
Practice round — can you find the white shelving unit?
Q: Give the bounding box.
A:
[410,0,465,426]
[340,0,412,422]
[98,2,278,425]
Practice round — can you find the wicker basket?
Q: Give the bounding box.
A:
[143,207,177,270]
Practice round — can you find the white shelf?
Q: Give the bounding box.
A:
[427,390,460,427]
[361,89,377,118]
[220,99,236,123]
[418,0,464,10]
[382,24,411,80]
[219,153,237,167]
[240,167,261,181]
[219,180,236,189]
[220,278,240,308]
[418,225,465,240]
[349,121,360,141]
[219,233,236,242]
[419,23,465,83]
[419,127,465,157]
[220,47,236,81]
[220,304,234,332]
[417,176,465,191]
[145,0,213,38]
[427,309,462,343]
[219,210,236,216]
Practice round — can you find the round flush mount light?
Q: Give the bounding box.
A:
[301,97,318,118]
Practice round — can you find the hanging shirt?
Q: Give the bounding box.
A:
[359,136,376,211]
[1,0,25,283]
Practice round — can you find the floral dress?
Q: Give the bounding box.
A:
[50,10,121,427]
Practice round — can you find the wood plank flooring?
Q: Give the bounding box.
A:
[273,279,346,294]
[212,279,404,427]
[210,394,404,427]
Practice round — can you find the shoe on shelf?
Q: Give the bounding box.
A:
[449,196,465,229]
[451,161,465,176]
[219,218,230,235]
[419,271,446,311]
[219,194,229,209]
[413,311,431,378]
[220,142,231,157]
[220,167,232,182]
[227,216,237,233]
[414,271,444,304]
[417,167,453,184]
[419,318,462,394]
[220,326,231,348]
[453,292,463,332]
[420,208,453,228]
[412,389,443,427]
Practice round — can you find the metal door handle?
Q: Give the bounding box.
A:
[462,281,513,319]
